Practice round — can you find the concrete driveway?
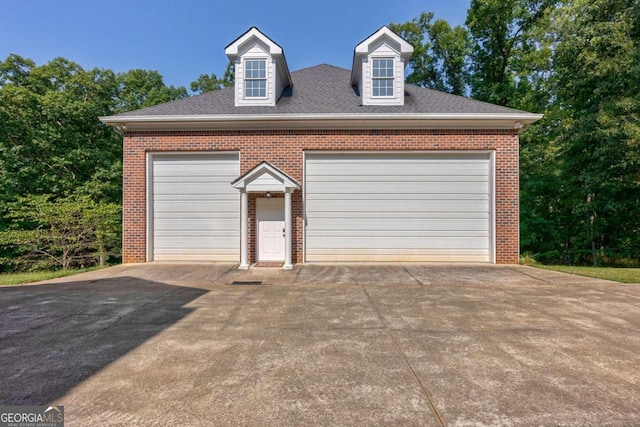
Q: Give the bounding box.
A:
[1,264,639,426]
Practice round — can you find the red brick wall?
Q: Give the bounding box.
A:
[122,129,520,264]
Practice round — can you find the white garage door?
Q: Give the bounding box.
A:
[150,153,239,261]
[305,152,493,262]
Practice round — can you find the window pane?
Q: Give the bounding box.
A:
[372,59,380,77]
[245,60,266,79]
[382,79,393,96]
[385,59,393,76]
[373,58,394,78]
[382,60,392,77]
[257,79,265,97]
[373,78,393,97]
[245,78,266,98]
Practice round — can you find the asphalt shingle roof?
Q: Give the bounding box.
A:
[115,64,529,117]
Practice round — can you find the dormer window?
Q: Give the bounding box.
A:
[351,26,413,106]
[372,58,394,97]
[225,27,292,107]
[244,59,267,98]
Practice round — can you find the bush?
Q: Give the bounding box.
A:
[0,194,121,271]
[525,248,640,267]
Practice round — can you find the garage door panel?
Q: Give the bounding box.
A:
[307,230,490,238]
[152,166,239,176]
[153,249,238,262]
[307,165,487,176]
[310,171,489,180]
[152,153,239,261]
[152,218,239,230]
[153,154,238,166]
[306,154,486,165]
[307,193,489,201]
[307,211,489,219]
[154,200,238,213]
[305,236,489,249]
[154,236,239,249]
[153,166,238,176]
[306,249,489,263]
[307,199,490,212]
[153,182,237,195]
[154,212,238,221]
[306,218,489,231]
[307,182,489,194]
[305,153,492,263]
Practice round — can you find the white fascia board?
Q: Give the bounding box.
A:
[355,26,413,58]
[232,163,300,190]
[225,27,283,58]
[99,113,544,131]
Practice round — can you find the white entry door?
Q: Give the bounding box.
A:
[257,198,285,261]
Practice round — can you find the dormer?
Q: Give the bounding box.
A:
[351,26,414,106]
[225,27,291,107]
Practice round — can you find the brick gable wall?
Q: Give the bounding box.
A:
[123,129,519,264]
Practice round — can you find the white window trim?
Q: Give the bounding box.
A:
[243,58,268,100]
[371,57,395,98]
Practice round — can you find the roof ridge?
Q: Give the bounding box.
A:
[291,63,350,73]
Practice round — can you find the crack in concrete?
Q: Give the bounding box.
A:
[402,265,429,286]
[361,286,446,427]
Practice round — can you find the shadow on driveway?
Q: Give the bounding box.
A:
[0,276,207,405]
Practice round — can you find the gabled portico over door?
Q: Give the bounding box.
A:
[231,162,300,269]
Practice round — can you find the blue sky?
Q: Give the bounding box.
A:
[1,0,471,90]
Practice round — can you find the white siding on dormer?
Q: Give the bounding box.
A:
[275,62,284,102]
[226,28,291,107]
[361,43,404,106]
[234,44,277,107]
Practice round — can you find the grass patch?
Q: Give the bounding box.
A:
[533,265,640,283]
[0,267,99,286]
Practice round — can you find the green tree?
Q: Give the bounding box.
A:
[466,0,557,109]
[391,13,469,95]
[114,69,187,112]
[552,0,640,264]
[190,61,234,94]
[0,55,121,204]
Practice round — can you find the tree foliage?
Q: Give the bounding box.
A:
[190,61,234,94]
[0,195,121,270]
[115,69,188,113]
[0,55,121,205]
[551,0,640,264]
[391,13,469,95]
[466,0,557,108]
